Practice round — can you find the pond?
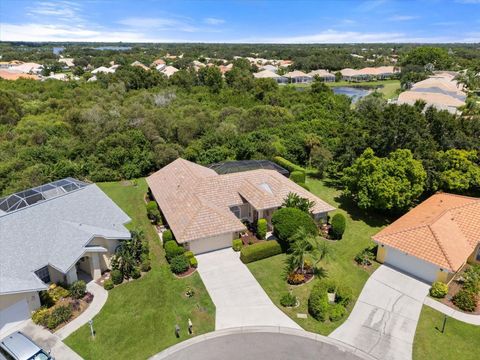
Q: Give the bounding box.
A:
[332,86,378,103]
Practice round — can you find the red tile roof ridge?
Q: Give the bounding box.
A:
[427,223,455,271]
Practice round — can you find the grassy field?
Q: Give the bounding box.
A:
[247,178,388,335]
[413,306,480,360]
[65,179,215,360]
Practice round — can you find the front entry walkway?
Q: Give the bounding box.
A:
[329,265,430,360]
[196,248,301,330]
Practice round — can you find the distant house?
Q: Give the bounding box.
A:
[9,62,43,74]
[397,91,465,114]
[284,70,312,84]
[0,70,39,81]
[253,69,288,84]
[0,178,131,334]
[131,61,150,71]
[147,159,334,254]
[160,65,179,78]
[58,58,75,68]
[151,59,166,67]
[308,69,335,82]
[340,68,369,82]
[46,73,69,81]
[91,65,117,74]
[260,64,278,73]
[373,193,480,283]
[219,64,233,74]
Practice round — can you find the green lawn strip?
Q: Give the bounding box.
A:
[65,179,215,360]
[247,178,387,335]
[413,306,480,360]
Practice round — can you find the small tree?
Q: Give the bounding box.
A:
[146,201,161,224]
[330,213,346,239]
[282,192,315,214]
[286,227,331,274]
[257,218,267,240]
[272,207,317,250]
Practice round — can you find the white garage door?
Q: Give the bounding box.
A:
[385,247,439,283]
[188,233,233,254]
[0,298,29,335]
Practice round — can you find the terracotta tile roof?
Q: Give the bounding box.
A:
[373,193,480,272]
[0,70,39,81]
[147,158,335,243]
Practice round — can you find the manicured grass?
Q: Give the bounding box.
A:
[413,306,480,360]
[247,178,388,335]
[65,179,215,360]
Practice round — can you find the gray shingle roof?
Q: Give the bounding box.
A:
[0,183,131,294]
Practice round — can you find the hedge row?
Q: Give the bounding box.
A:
[240,240,282,263]
[290,170,306,184]
[273,156,306,174]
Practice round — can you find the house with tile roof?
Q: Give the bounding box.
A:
[284,70,312,84]
[373,193,480,283]
[147,158,335,254]
[0,178,131,334]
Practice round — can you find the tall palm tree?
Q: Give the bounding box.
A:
[286,227,331,274]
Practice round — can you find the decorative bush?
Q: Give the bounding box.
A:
[170,255,190,274]
[273,156,306,174]
[452,289,477,312]
[111,269,123,285]
[271,207,317,250]
[104,279,114,290]
[140,260,151,272]
[329,303,346,321]
[32,307,50,326]
[287,273,305,285]
[165,241,185,262]
[280,293,297,307]
[463,265,480,293]
[354,247,376,266]
[189,256,198,268]
[69,280,86,299]
[47,304,72,329]
[83,292,94,303]
[240,240,282,264]
[290,170,306,184]
[308,283,330,321]
[257,218,267,240]
[131,267,141,279]
[430,281,449,298]
[330,213,346,239]
[232,239,243,251]
[48,284,70,303]
[184,251,194,259]
[146,201,161,224]
[335,285,352,307]
[162,230,174,245]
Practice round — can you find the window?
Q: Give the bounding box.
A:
[230,206,241,219]
[35,266,50,284]
[476,246,480,262]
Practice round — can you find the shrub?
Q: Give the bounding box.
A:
[355,247,376,266]
[162,230,174,245]
[335,285,352,307]
[430,281,448,298]
[104,279,114,290]
[271,207,317,250]
[280,293,297,307]
[47,304,72,329]
[329,303,346,321]
[308,283,330,321]
[140,260,151,272]
[232,239,243,251]
[170,255,190,274]
[452,289,477,312]
[298,183,310,191]
[184,251,194,259]
[32,307,50,326]
[131,267,141,279]
[240,240,282,263]
[111,269,123,285]
[330,213,346,239]
[69,280,86,299]
[290,170,306,184]
[287,273,305,285]
[273,156,306,173]
[48,284,70,303]
[189,256,198,268]
[463,265,480,293]
[257,218,267,240]
[83,292,94,303]
[146,201,161,224]
[165,241,185,262]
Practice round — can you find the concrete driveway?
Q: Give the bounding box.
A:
[196,248,301,330]
[329,265,430,360]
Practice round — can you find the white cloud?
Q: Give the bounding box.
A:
[204,17,225,25]
[388,15,419,21]
[27,1,83,22]
[117,17,199,32]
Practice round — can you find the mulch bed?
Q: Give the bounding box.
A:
[438,278,480,315]
[50,295,94,332]
[174,267,197,278]
[240,230,264,246]
[288,273,315,287]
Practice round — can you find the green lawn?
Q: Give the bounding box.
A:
[65,179,215,360]
[413,306,480,360]
[247,178,388,335]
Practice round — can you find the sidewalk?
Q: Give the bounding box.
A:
[55,281,108,339]
[424,297,480,325]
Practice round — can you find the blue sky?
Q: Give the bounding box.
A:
[1,0,479,43]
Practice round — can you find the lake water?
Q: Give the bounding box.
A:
[332,86,373,102]
[93,46,132,51]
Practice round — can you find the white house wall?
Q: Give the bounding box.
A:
[187,232,235,254]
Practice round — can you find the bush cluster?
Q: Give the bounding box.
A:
[257,218,267,240]
[69,280,86,299]
[146,201,161,224]
[271,207,317,250]
[140,259,151,272]
[104,279,114,290]
[170,255,190,274]
[287,273,305,285]
[131,267,141,279]
[452,289,477,312]
[162,230,174,245]
[165,241,185,262]
[273,156,306,173]
[111,269,124,285]
[354,247,376,266]
[232,239,243,251]
[290,170,306,184]
[33,303,73,330]
[308,281,351,322]
[280,293,297,307]
[308,283,330,321]
[429,281,448,298]
[240,240,282,263]
[330,213,346,239]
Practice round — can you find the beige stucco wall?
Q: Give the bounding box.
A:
[467,243,480,264]
[0,292,41,313]
[89,237,120,270]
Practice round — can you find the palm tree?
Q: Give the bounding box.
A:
[286,227,331,274]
